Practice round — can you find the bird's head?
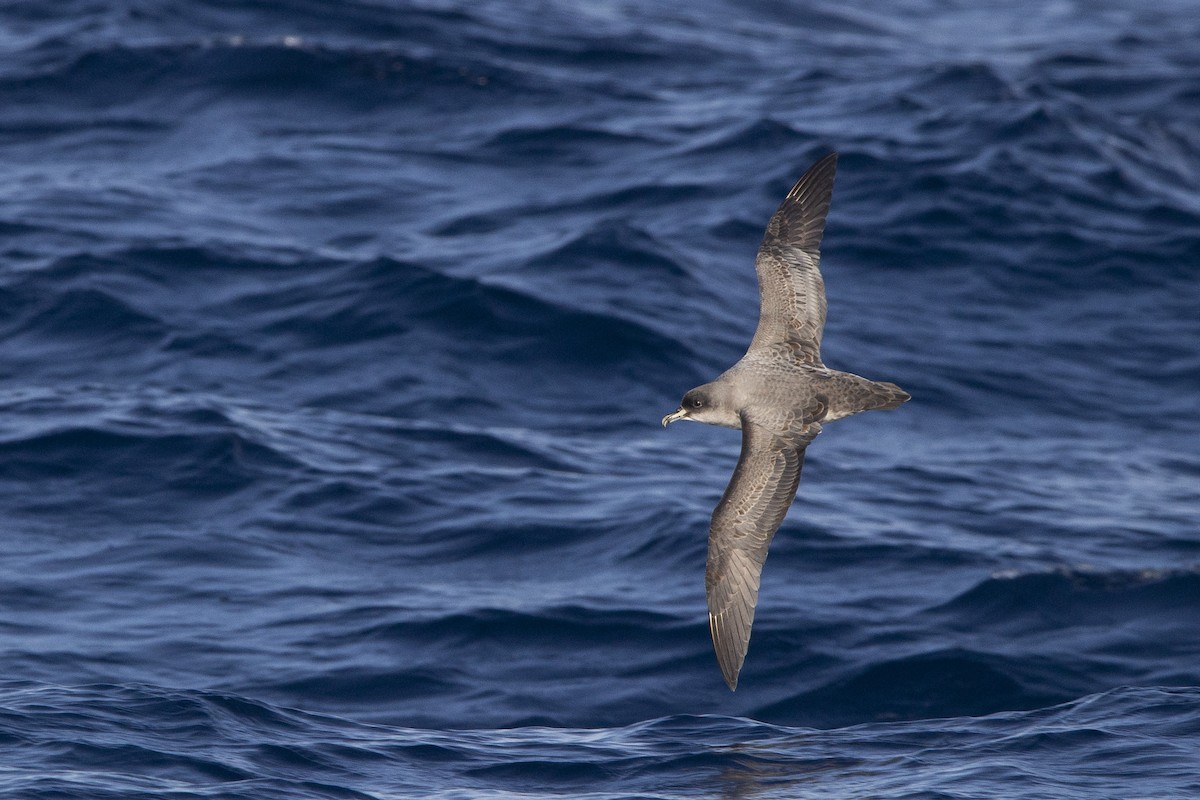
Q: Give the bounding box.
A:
[662,384,738,428]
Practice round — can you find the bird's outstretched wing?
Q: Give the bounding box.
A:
[747,152,838,364]
[706,412,821,690]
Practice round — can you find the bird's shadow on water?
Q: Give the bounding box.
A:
[716,760,864,800]
[689,733,876,800]
[623,714,882,799]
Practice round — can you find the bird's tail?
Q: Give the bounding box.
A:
[865,380,910,411]
[821,373,910,422]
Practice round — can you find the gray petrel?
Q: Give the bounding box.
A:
[662,152,909,690]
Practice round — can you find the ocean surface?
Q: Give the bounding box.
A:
[1,1,1199,797]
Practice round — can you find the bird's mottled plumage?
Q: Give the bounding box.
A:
[662,152,909,690]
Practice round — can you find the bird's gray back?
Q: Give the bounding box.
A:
[721,355,909,427]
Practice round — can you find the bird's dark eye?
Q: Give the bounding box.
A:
[691,397,704,408]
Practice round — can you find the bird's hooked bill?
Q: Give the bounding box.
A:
[661,408,687,427]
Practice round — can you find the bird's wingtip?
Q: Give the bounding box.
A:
[710,612,745,691]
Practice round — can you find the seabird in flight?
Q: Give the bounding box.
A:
[662,152,909,690]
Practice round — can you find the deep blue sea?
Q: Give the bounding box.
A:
[2,1,1199,797]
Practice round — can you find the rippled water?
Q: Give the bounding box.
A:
[2,1,1199,797]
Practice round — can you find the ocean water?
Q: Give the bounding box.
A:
[1,1,1199,797]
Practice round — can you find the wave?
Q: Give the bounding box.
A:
[0,422,299,498]
[0,680,1197,799]
[1,247,694,410]
[432,182,714,239]
[930,566,1200,633]
[682,118,818,157]
[757,647,1069,727]
[477,123,664,166]
[1,39,539,115]
[4,287,166,344]
[0,382,598,499]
